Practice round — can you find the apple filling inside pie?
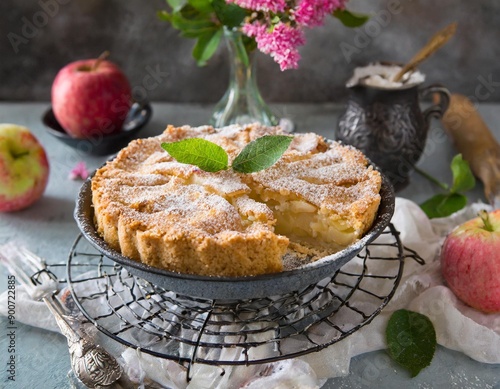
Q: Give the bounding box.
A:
[261,194,356,249]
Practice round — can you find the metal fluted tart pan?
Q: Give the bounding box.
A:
[74,170,394,301]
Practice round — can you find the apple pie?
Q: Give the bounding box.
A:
[91,124,382,277]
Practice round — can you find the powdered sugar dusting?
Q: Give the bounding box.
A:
[108,180,244,234]
[234,195,275,223]
[192,170,250,196]
[290,132,319,153]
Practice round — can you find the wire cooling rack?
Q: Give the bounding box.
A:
[65,223,422,376]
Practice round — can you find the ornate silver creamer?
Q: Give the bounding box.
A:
[336,67,450,191]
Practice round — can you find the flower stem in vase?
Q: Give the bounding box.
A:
[210,28,278,127]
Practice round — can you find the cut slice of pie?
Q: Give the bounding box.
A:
[91,124,382,277]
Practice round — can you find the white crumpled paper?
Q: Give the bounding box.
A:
[1,198,499,388]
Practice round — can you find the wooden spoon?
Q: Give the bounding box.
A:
[393,22,457,83]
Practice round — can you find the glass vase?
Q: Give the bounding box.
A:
[210,28,278,127]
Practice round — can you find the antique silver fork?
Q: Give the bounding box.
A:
[0,245,122,388]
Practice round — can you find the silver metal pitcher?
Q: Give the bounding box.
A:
[336,75,450,191]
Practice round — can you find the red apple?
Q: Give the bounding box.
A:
[51,53,132,139]
[441,210,500,313]
[0,124,50,212]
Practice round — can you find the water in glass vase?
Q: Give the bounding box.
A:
[210,28,278,127]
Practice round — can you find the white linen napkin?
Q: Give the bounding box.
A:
[1,198,499,389]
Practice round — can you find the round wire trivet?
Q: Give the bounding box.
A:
[67,223,422,377]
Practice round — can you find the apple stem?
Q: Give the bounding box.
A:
[92,50,110,71]
[479,209,494,232]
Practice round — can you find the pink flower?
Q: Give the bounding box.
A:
[69,161,89,180]
[294,0,347,27]
[241,22,267,39]
[228,0,350,70]
[227,0,286,12]
[273,47,302,71]
[243,22,306,70]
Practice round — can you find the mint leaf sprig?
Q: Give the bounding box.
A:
[418,154,476,219]
[386,309,437,377]
[161,135,293,174]
[161,138,228,172]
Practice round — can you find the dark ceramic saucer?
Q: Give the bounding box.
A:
[42,102,152,156]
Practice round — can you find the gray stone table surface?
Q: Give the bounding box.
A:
[0,102,499,388]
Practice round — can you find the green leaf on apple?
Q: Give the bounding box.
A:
[386,309,437,378]
[418,154,476,219]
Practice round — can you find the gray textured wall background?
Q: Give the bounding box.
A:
[1,0,499,103]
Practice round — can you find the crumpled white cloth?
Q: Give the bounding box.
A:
[1,198,499,389]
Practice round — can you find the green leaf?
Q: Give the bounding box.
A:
[232,135,293,173]
[386,309,437,378]
[161,138,228,172]
[187,0,213,14]
[420,193,467,219]
[170,13,216,32]
[180,4,210,19]
[241,33,257,55]
[157,10,173,22]
[416,153,476,218]
[450,154,476,193]
[181,26,219,39]
[166,0,187,12]
[163,5,219,38]
[212,0,247,28]
[192,28,223,66]
[333,9,370,28]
